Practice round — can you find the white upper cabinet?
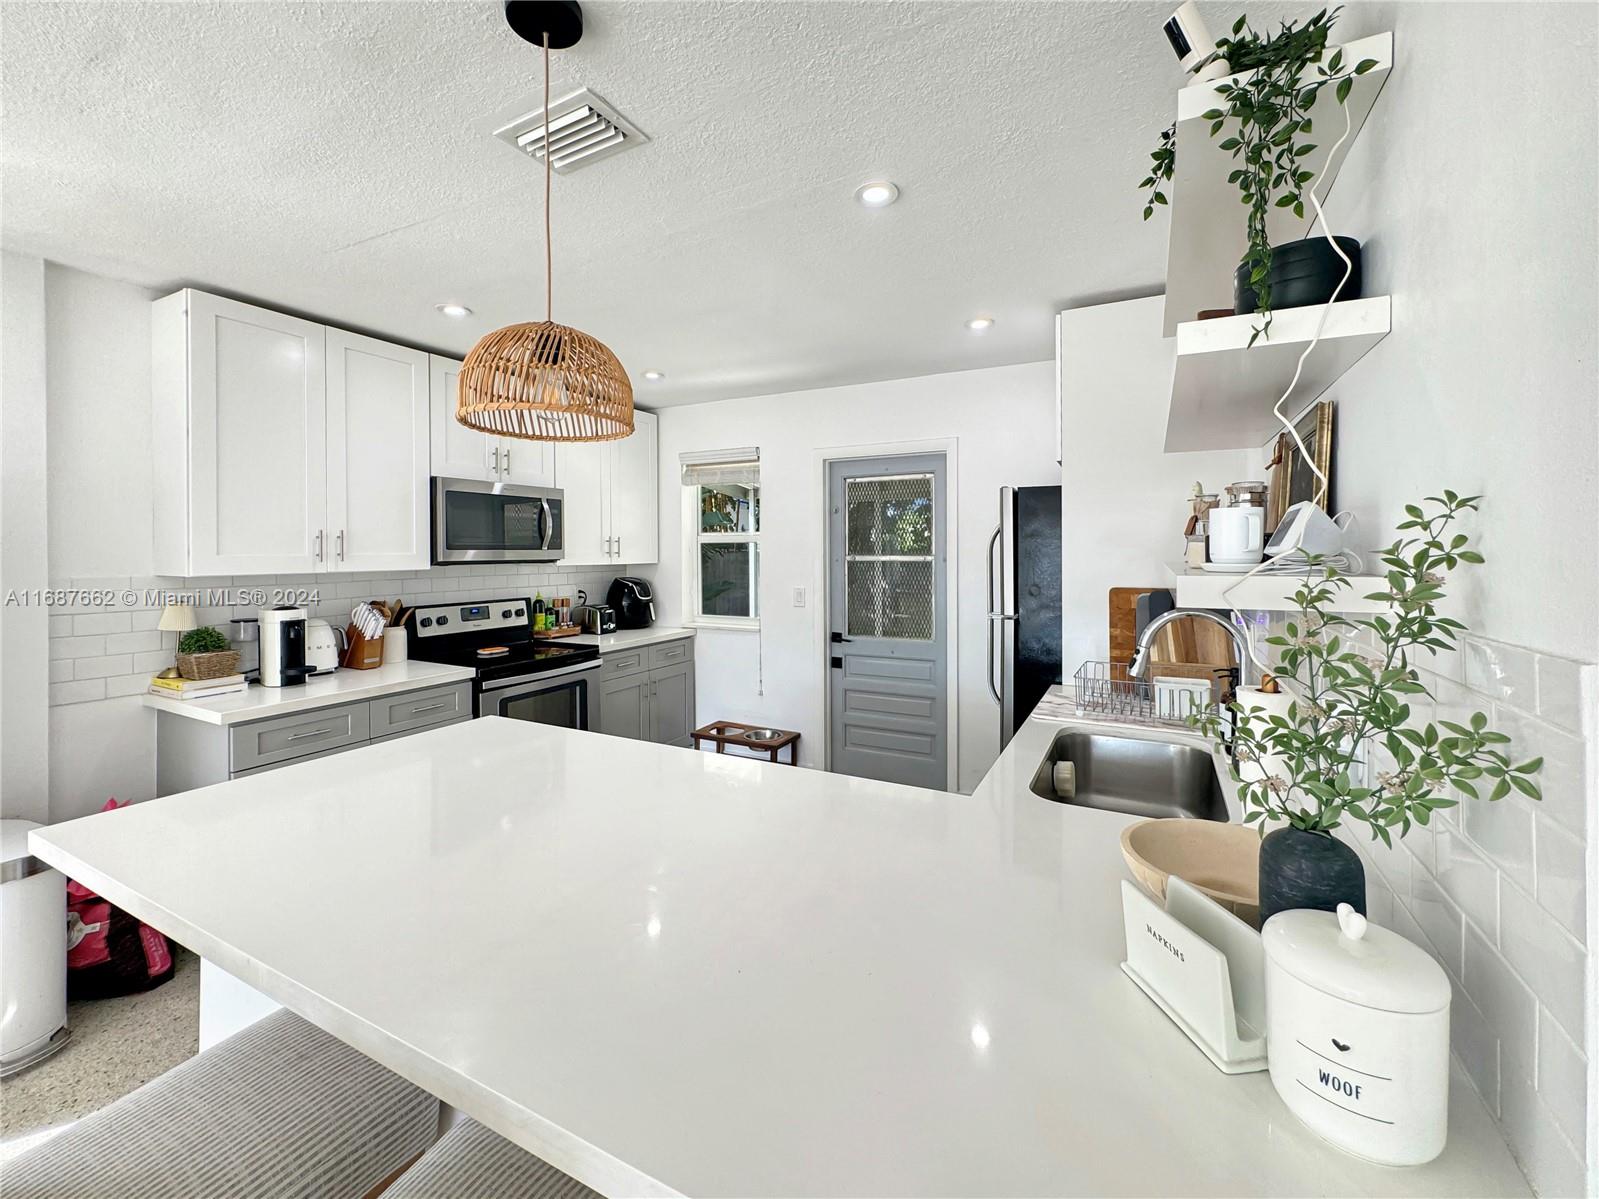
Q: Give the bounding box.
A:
[326,330,430,572]
[427,355,556,487]
[609,410,657,565]
[154,290,431,577]
[153,291,328,576]
[428,355,493,481]
[555,410,658,565]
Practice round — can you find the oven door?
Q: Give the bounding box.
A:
[434,477,564,563]
[477,660,599,729]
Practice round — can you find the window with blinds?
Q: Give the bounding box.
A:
[682,449,760,624]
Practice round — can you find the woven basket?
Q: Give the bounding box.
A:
[177,650,240,681]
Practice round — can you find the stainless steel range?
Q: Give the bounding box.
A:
[405,598,600,730]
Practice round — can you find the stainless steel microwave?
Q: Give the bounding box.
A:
[432,478,564,563]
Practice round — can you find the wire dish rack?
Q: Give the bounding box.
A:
[1067,660,1218,729]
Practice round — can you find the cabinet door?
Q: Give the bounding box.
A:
[554,440,610,564]
[597,672,649,740]
[497,437,557,488]
[326,330,431,572]
[607,410,658,564]
[429,355,495,481]
[181,292,327,575]
[648,660,695,747]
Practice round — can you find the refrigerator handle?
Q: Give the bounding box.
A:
[986,524,1002,704]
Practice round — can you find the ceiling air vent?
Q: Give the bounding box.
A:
[492,87,647,174]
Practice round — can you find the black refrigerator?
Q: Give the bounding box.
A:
[987,486,1062,749]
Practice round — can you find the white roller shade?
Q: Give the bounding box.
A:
[680,447,760,488]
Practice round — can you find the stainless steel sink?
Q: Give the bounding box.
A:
[1030,730,1227,822]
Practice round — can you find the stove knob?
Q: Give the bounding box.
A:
[502,609,513,619]
[436,615,449,626]
[419,617,433,628]
[515,607,525,617]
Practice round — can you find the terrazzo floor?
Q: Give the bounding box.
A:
[0,949,199,1154]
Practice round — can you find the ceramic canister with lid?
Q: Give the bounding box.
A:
[1262,903,1451,1166]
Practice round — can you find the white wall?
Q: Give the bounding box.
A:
[1268,4,1598,1194]
[654,362,1057,792]
[1057,295,1262,671]
[1,252,51,821]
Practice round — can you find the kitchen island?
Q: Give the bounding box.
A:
[29,716,1530,1198]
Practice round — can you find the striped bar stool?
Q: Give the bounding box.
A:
[382,1118,599,1199]
[3,1008,439,1199]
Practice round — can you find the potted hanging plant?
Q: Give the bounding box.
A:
[1189,493,1544,920]
[1138,7,1380,342]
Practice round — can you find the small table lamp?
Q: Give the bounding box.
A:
[156,603,197,679]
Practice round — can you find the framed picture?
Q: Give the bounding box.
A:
[1266,400,1335,534]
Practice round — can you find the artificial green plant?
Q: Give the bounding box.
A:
[1190,493,1543,846]
[178,626,230,655]
[1139,7,1380,341]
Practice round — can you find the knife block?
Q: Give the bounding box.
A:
[341,625,384,670]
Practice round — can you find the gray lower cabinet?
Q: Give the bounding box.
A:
[155,681,471,795]
[593,636,695,748]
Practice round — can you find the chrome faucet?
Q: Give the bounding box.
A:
[1128,608,1254,685]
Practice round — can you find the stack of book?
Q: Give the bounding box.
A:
[148,673,247,700]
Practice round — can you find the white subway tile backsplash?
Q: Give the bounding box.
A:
[1432,828,1499,939]
[1534,651,1586,734]
[50,678,106,705]
[1461,636,1538,713]
[74,654,134,680]
[1461,925,1538,1080]
[49,635,106,660]
[1491,704,1587,838]
[104,675,152,699]
[72,611,132,636]
[132,649,174,674]
[1533,814,1587,944]
[1409,862,1464,977]
[48,614,73,637]
[1497,881,1587,1044]
[1498,1065,1587,1199]
[48,660,73,684]
[1536,1009,1590,1158]
[1449,984,1499,1115]
[103,630,164,655]
[1460,794,1534,894]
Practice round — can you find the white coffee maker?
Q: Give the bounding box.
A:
[258,606,310,687]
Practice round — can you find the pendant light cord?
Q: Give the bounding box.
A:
[543,32,552,322]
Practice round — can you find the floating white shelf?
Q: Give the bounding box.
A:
[1164,562,1391,614]
[1161,32,1393,336]
[1164,295,1389,452]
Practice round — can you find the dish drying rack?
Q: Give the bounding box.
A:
[1067,660,1220,729]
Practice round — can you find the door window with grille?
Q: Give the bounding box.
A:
[844,474,935,640]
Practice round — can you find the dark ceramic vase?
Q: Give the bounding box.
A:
[1259,826,1366,923]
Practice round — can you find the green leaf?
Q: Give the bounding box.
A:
[1354,58,1378,74]
[1336,76,1353,104]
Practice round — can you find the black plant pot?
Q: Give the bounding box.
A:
[1234,236,1363,315]
[1259,826,1366,923]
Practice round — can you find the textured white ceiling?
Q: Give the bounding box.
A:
[2,0,1204,405]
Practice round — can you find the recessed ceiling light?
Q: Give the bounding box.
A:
[965,316,995,332]
[855,181,900,208]
[436,303,473,318]
[642,370,665,381]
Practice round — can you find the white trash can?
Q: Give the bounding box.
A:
[0,819,70,1075]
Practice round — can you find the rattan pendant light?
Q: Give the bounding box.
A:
[457,0,633,443]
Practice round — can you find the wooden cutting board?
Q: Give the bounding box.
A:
[1108,587,1239,680]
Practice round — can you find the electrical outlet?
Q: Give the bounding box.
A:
[792,587,807,608]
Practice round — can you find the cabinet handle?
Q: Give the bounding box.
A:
[504,447,511,475]
[315,530,324,562]
[287,726,335,742]
[336,530,345,561]
[492,445,500,474]
[408,702,449,715]
[615,535,622,560]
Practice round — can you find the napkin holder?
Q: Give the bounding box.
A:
[1120,876,1266,1074]
[342,624,384,670]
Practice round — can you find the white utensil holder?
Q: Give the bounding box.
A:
[1120,876,1267,1073]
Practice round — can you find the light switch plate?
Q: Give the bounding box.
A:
[792,587,806,608]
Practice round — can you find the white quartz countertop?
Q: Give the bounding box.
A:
[140,660,476,726]
[31,716,1528,1198]
[566,626,694,651]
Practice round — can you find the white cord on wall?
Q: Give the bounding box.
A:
[1222,85,1359,685]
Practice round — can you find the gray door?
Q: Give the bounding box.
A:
[597,673,649,740]
[827,454,948,789]
[648,661,695,747]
